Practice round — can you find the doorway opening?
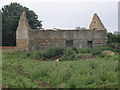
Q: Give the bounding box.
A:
[87,41,93,48]
[66,40,73,46]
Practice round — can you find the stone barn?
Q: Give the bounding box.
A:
[16,11,107,50]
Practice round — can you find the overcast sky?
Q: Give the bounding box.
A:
[0,0,119,33]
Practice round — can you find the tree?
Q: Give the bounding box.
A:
[75,27,81,30]
[60,48,78,61]
[75,26,87,30]
[2,3,42,46]
[107,33,120,44]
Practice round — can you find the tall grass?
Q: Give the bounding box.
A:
[2,50,118,88]
[2,45,119,88]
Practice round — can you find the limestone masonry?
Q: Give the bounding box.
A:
[16,11,107,50]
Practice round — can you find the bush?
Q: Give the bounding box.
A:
[107,33,120,44]
[78,47,102,55]
[78,48,91,54]
[81,45,119,55]
[107,43,120,53]
[32,47,64,60]
[90,48,102,55]
[98,54,106,58]
[33,51,44,60]
[71,46,79,53]
[60,48,78,61]
[43,47,64,59]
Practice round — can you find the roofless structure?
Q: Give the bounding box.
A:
[16,12,107,50]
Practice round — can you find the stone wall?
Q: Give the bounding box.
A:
[93,30,107,46]
[16,39,28,50]
[27,29,107,50]
[16,11,30,50]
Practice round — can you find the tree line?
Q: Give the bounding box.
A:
[1,3,42,46]
[107,33,120,44]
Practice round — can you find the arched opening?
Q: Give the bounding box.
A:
[93,28,97,30]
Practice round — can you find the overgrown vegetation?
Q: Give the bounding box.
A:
[32,47,64,60]
[2,46,118,88]
[60,48,78,61]
[78,44,119,55]
[107,33,120,43]
[4,44,118,61]
[75,26,87,30]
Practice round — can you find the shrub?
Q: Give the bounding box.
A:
[60,48,78,61]
[77,45,118,55]
[71,46,79,53]
[78,48,91,53]
[31,47,64,60]
[90,48,101,55]
[107,43,120,53]
[33,51,44,60]
[43,47,64,59]
[98,54,106,58]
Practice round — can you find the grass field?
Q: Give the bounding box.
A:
[2,47,119,88]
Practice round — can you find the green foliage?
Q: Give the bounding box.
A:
[32,51,44,60]
[78,45,119,55]
[2,46,119,88]
[43,47,64,59]
[1,3,42,46]
[60,48,78,61]
[107,33,120,44]
[75,26,87,30]
[71,46,79,54]
[33,47,64,60]
[2,48,118,88]
[2,47,64,60]
[78,48,91,54]
[107,43,120,53]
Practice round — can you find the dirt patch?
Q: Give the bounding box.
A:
[78,55,96,60]
[35,80,51,87]
[35,54,63,61]
[48,54,96,61]
[60,83,66,87]
[48,54,63,61]
[1,84,7,89]
[102,51,118,55]
[100,85,118,88]
[35,54,96,61]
